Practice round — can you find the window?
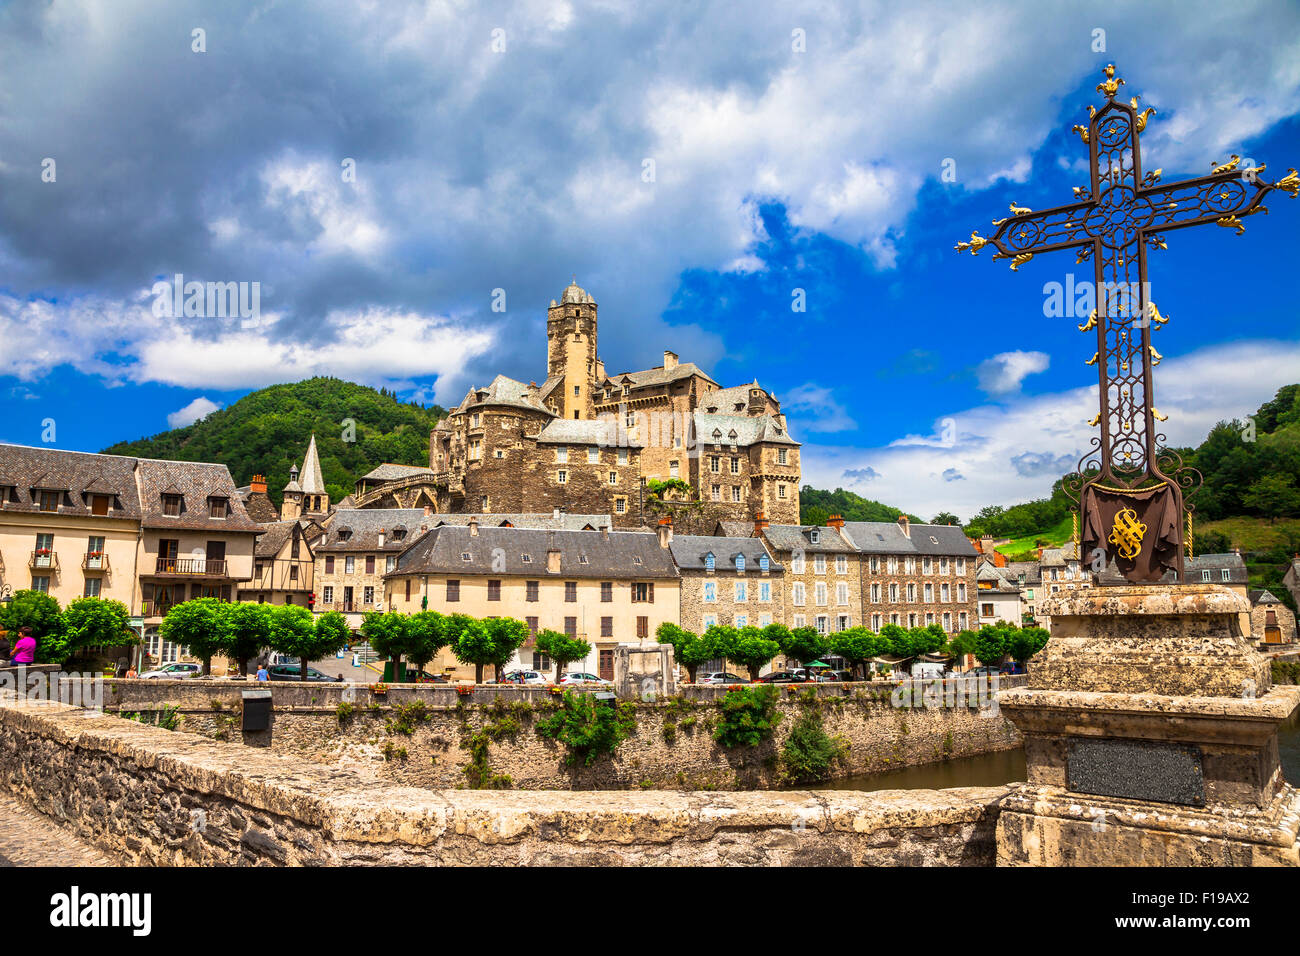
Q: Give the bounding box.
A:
[601,581,613,603]
[959,611,968,629]
[488,580,501,601]
[905,557,916,574]
[759,555,769,572]
[670,461,680,478]
[526,616,538,635]
[837,615,850,632]
[386,555,396,573]
[526,581,539,602]
[601,617,614,638]
[940,558,950,575]
[703,615,717,629]
[1221,569,1231,582]
[322,586,333,604]
[446,580,460,602]
[711,484,721,502]
[923,557,933,574]
[557,470,568,484]
[325,556,335,574]
[161,494,181,516]
[907,583,916,602]
[710,456,720,473]
[704,553,715,572]
[870,556,880,573]
[532,652,552,672]
[32,575,50,593]
[871,613,882,630]
[609,471,618,485]
[564,617,577,637]
[924,583,934,602]
[943,612,952,631]
[814,554,826,575]
[887,557,897,574]
[365,555,375,574]
[617,448,629,466]
[889,583,899,602]
[955,559,966,575]
[83,577,101,597]
[289,565,299,582]
[556,446,568,463]
[345,556,355,574]
[792,582,806,606]
[90,494,110,516]
[941,583,951,602]
[363,586,374,604]
[731,486,741,503]
[759,582,771,602]
[587,447,599,464]
[735,554,745,572]
[730,457,740,474]
[958,583,967,602]
[815,615,828,635]
[981,602,995,617]
[565,581,578,602]
[632,582,654,603]
[810,529,820,544]
[835,555,848,575]
[778,485,787,499]
[208,496,229,519]
[637,616,649,639]
[614,498,626,514]
[815,582,828,606]
[1201,570,1211,582]
[778,449,788,465]
[791,551,805,574]
[735,581,748,602]
[871,583,881,603]
[836,582,849,606]
[793,614,806,628]
[85,536,105,569]
[704,581,717,603]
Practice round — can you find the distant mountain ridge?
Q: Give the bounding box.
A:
[102,377,446,507]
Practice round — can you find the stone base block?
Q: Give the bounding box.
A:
[996,783,1300,866]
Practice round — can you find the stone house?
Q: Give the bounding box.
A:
[667,525,785,635]
[314,509,428,627]
[839,516,977,635]
[1039,542,1089,596]
[757,517,863,636]
[384,519,680,680]
[975,563,1024,627]
[237,520,317,608]
[1005,561,1043,625]
[1250,589,1296,646]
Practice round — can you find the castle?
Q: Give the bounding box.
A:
[350,280,801,529]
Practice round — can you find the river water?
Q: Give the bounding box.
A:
[806,709,1300,792]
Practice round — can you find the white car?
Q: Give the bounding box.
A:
[140,662,204,679]
[559,672,611,686]
[500,669,549,685]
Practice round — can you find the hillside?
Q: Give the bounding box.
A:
[102,377,446,506]
[799,487,911,526]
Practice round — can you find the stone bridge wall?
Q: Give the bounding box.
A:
[0,699,1008,866]
[83,678,1022,791]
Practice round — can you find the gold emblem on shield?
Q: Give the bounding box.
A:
[1108,507,1146,560]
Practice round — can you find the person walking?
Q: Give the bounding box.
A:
[255,661,269,682]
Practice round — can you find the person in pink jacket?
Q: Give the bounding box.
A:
[8,626,37,665]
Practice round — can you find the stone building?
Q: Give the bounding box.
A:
[1038,542,1088,596]
[237,520,317,608]
[1284,557,1300,614]
[975,563,1024,626]
[756,517,863,635]
[839,516,977,635]
[384,520,680,680]
[1249,589,1296,646]
[666,523,785,634]
[314,509,427,627]
[350,279,801,529]
[279,434,331,521]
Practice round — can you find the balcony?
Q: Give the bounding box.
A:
[82,551,110,573]
[141,600,175,618]
[153,557,228,577]
[28,550,59,571]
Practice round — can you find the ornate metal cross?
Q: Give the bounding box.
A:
[956,64,1297,583]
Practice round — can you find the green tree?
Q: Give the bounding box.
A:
[729,625,781,681]
[947,628,980,664]
[447,614,493,683]
[0,590,65,663]
[931,511,961,527]
[1243,474,1300,521]
[831,626,881,680]
[909,623,947,657]
[1006,625,1050,665]
[534,629,592,682]
[879,622,913,659]
[60,597,134,662]
[781,626,829,677]
[222,602,273,676]
[702,624,739,672]
[361,610,410,679]
[482,617,529,681]
[314,611,354,668]
[159,598,225,675]
[973,625,1008,667]
[655,622,712,683]
[268,604,333,681]
[404,610,448,679]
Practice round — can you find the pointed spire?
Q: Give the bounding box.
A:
[299,434,326,494]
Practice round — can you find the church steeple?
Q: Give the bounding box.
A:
[280,434,331,520]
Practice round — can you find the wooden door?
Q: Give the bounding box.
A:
[599,649,614,682]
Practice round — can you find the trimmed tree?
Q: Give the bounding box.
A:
[534,629,592,683]
[1007,624,1050,665]
[655,622,712,683]
[703,624,739,674]
[61,597,134,663]
[482,617,529,682]
[159,598,225,675]
[268,604,334,681]
[973,624,1008,667]
[1,590,66,663]
[447,614,492,683]
[781,626,830,678]
[405,610,448,679]
[360,610,410,680]
[221,602,274,676]
[314,611,354,668]
[730,625,781,681]
[831,626,880,680]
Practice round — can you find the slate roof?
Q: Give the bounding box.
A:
[299,435,326,495]
[1250,588,1283,606]
[839,521,978,557]
[534,418,630,446]
[0,444,141,519]
[429,512,613,532]
[236,488,280,523]
[359,463,436,482]
[318,508,428,552]
[455,374,554,416]
[254,520,302,557]
[669,535,782,572]
[1040,542,1082,566]
[693,412,799,447]
[1095,552,1249,586]
[1005,561,1042,586]
[700,382,770,414]
[977,563,1021,593]
[135,458,261,531]
[391,525,679,579]
[761,524,856,554]
[604,362,716,391]
[715,520,755,538]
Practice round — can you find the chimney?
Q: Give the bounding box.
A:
[897,515,910,537]
[753,511,769,536]
[827,514,845,532]
[663,350,678,371]
[377,529,386,548]
[250,474,267,495]
[547,531,561,573]
[468,517,479,537]
[657,515,674,549]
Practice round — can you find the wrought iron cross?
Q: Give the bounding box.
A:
[956,64,1297,583]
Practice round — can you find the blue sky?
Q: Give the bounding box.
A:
[2,0,1298,519]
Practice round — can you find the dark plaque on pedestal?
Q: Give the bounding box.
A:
[1066,737,1205,807]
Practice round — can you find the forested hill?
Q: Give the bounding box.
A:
[799,487,912,526]
[102,377,446,506]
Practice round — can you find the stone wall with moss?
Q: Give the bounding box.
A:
[86,679,1022,792]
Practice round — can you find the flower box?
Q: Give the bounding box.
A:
[370,682,388,695]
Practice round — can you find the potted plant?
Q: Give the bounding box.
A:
[370,682,388,696]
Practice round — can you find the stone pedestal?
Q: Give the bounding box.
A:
[997,584,1300,866]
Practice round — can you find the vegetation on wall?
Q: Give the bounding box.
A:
[534,689,637,766]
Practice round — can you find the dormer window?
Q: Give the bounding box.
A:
[735,554,746,572]
[522,554,533,563]
[759,555,769,572]
[90,494,111,516]
[809,529,821,544]
[391,528,407,541]
[705,552,715,572]
[336,528,352,541]
[462,552,472,562]
[208,496,229,519]
[37,490,62,513]
[162,493,182,517]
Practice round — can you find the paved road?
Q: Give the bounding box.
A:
[0,793,119,866]
[309,651,384,681]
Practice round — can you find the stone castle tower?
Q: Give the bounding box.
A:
[545,279,602,420]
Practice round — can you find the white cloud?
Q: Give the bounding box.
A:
[975,350,1050,396]
[782,383,856,433]
[168,396,223,428]
[803,339,1300,521]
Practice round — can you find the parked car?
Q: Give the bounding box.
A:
[407,669,449,683]
[999,662,1025,675]
[699,672,748,685]
[559,672,612,686]
[754,670,805,683]
[498,670,549,685]
[265,664,344,682]
[139,662,204,679]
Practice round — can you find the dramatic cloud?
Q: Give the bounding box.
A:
[167,397,222,429]
[975,350,1051,396]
